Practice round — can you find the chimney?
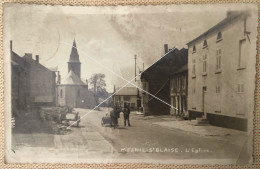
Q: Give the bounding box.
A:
[24,53,32,60]
[164,44,168,54]
[226,11,242,18]
[10,40,12,52]
[35,55,39,63]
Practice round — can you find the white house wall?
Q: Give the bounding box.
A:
[188,14,256,131]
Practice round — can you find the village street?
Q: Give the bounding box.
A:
[77,108,248,163]
[10,107,249,164]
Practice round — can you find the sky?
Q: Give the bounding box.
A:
[3,3,257,92]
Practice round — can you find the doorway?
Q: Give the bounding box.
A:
[202,86,207,118]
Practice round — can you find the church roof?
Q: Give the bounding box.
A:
[69,39,80,63]
[61,70,85,85]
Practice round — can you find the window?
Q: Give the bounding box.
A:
[192,46,196,53]
[202,55,207,75]
[175,78,178,91]
[60,89,63,98]
[203,86,207,92]
[203,40,208,48]
[182,75,186,89]
[171,97,174,112]
[215,85,221,112]
[238,84,244,93]
[216,86,220,93]
[176,78,178,91]
[178,77,181,91]
[217,32,222,41]
[183,96,187,111]
[192,59,196,77]
[171,79,176,92]
[216,49,222,72]
[238,39,246,69]
[170,80,173,91]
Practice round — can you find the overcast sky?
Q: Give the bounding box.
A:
[3,3,257,92]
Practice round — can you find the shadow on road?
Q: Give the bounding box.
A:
[117,127,128,130]
[13,112,54,134]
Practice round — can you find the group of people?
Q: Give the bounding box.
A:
[110,104,131,127]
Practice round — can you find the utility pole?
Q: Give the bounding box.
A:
[135,54,137,82]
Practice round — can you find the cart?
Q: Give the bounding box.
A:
[101,113,118,128]
[62,112,81,127]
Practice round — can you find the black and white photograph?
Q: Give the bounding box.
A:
[3,3,258,164]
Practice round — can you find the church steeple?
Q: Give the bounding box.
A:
[69,39,80,62]
[68,39,81,78]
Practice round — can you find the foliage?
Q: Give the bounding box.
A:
[89,73,106,93]
[39,107,70,135]
[39,107,67,124]
[89,73,107,105]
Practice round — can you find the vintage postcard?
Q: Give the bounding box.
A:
[3,3,258,164]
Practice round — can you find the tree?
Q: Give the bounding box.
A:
[89,73,107,106]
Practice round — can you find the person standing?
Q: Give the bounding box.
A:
[110,105,120,128]
[123,105,131,126]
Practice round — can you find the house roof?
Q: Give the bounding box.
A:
[187,11,248,46]
[61,70,85,85]
[114,87,138,96]
[11,51,54,73]
[141,47,188,80]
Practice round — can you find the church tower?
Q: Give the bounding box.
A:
[68,39,81,78]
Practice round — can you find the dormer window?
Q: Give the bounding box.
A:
[203,40,208,48]
[192,45,196,53]
[217,32,222,42]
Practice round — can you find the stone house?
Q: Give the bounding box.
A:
[141,45,188,116]
[11,41,57,115]
[113,87,140,110]
[169,64,188,117]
